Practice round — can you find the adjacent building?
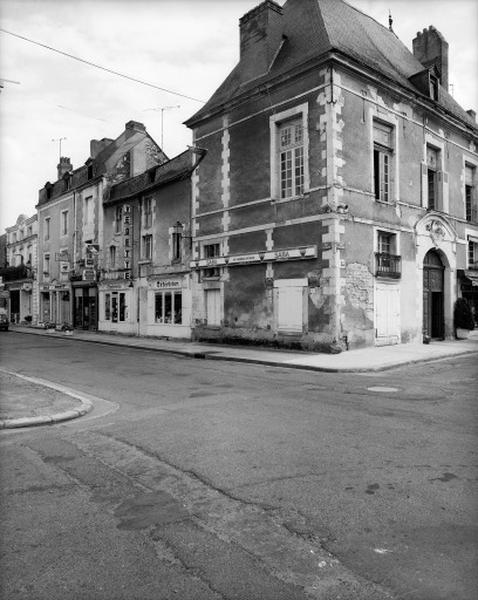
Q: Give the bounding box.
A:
[185,0,478,349]
[99,147,206,337]
[0,214,38,323]
[36,121,166,329]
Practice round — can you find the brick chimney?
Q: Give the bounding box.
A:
[90,138,113,159]
[125,120,146,133]
[57,157,72,179]
[239,0,284,82]
[412,26,449,91]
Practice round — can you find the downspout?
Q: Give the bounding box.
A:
[72,189,77,326]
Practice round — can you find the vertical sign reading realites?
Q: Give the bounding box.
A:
[123,204,132,279]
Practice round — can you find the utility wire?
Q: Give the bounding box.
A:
[0,27,205,104]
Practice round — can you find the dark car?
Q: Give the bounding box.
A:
[0,313,9,331]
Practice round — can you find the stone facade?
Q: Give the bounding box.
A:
[185,0,478,350]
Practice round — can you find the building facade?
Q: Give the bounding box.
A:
[0,214,38,323]
[185,0,478,350]
[36,121,166,329]
[99,147,205,338]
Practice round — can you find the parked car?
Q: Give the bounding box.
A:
[0,313,9,331]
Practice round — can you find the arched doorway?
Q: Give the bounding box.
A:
[423,249,445,339]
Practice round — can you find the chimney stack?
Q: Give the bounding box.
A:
[57,157,72,180]
[90,138,113,159]
[467,109,476,123]
[412,26,449,91]
[239,0,283,82]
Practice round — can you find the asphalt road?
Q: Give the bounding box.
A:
[1,332,477,600]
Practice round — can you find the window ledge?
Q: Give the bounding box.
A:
[271,193,309,205]
[138,259,152,265]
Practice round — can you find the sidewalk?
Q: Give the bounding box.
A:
[0,369,93,429]
[8,324,478,373]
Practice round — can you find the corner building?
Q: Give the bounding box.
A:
[185,0,478,349]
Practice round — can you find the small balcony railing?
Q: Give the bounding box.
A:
[375,253,401,279]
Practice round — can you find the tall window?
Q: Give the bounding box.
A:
[155,291,182,324]
[142,234,152,260]
[465,165,476,222]
[104,293,111,320]
[43,253,50,275]
[109,245,116,268]
[84,196,93,225]
[61,210,69,236]
[469,240,478,269]
[279,119,304,199]
[143,197,152,229]
[426,146,439,210]
[203,242,220,278]
[44,217,51,240]
[376,231,400,278]
[115,205,123,233]
[171,223,183,263]
[373,121,393,203]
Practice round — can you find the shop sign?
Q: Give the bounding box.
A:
[192,245,317,269]
[82,269,96,282]
[151,279,182,289]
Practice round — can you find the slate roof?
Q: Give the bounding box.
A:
[186,0,476,131]
[105,148,206,205]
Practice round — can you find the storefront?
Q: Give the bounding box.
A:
[98,279,136,334]
[72,282,98,330]
[459,269,478,328]
[143,275,191,338]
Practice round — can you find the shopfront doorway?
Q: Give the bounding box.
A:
[74,286,97,330]
[423,249,445,339]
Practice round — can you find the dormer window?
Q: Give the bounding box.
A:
[87,164,94,179]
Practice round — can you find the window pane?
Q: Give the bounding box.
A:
[174,292,182,324]
[111,295,118,323]
[155,293,163,323]
[164,293,172,323]
[105,293,110,320]
[119,293,126,322]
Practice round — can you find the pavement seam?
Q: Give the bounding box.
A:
[0,368,94,429]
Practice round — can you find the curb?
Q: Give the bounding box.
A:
[7,328,478,373]
[0,369,94,429]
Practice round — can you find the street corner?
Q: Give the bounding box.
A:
[0,369,93,429]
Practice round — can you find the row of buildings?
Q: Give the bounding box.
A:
[1,0,477,350]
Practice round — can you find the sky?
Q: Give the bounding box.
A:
[0,0,477,229]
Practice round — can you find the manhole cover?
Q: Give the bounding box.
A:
[366,386,399,393]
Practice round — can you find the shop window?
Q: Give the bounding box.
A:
[119,292,126,321]
[465,165,476,222]
[155,291,182,324]
[373,121,393,203]
[270,103,309,201]
[142,234,152,260]
[202,242,220,278]
[110,292,127,323]
[105,293,111,320]
[142,197,152,229]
